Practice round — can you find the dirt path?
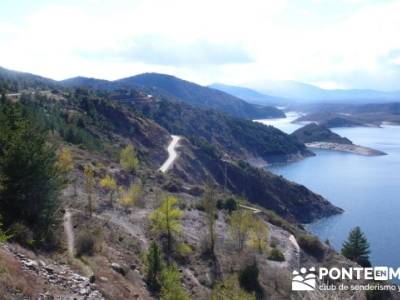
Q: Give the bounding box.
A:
[159,135,181,173]
[63,209,75,258]
[239,204,261,214]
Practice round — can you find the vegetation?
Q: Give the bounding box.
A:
[291,123,352,144]
[0,216,10,245]
[119,182,142,208]
[75,230,96,257]
[84,164,95,216]
[120,144,139,173]
[57,147,74,181]
[239,263,263,298]
[8,222,34,247]
[228,209,253,251]
[149,195,183,253]
[298,234,325,260]
[268,248,285,262]
[0,101,63,246]
[211,274,256,300]
[131,97,307,163]
[160,264,190,300]
[217,197,238,213]
[248,218,269,253]
[100,174,118,206]
[145,241,164,292]
[116,72,284,119]
[202,183,217,254]
[341,226,371,267]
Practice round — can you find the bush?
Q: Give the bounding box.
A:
[9,222,34,247]
[0,216,10,245]
[298,234,324,260]
[75,231,96,257]
[176,242,192,257]
[239,263,263,297]
[217,197,238,213]
[268,248,285,262]
[212,275,256,300]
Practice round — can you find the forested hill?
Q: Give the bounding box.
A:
[0,66,57,92]
[129,95,311,164]
[116,73,285,119]
[62,72,285,119]
[291,123,353,144]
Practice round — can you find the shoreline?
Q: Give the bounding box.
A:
[305,141,387,156]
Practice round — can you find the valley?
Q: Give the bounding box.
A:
[0,66,398,300]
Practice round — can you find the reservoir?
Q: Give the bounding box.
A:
[257,116,400,268]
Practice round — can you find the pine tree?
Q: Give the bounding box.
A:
[0,102,63,243]
[341,226,371,267]
[146,241,164,292]
[149,195,183,254]
[84,164,95,216]
[160,264,190,300]
[202,183,217,255]
[120,145,139,173]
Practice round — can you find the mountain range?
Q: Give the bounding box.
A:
[211,80,400,105]
[61,73,284,119]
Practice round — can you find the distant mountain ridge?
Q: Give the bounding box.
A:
[113,73,285,119]
[61,73,285,119]
[209,83,286,105]
[246,79,400,103]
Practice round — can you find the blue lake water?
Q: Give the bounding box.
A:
[257,116,400,267]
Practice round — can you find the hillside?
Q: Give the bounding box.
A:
[291,123,352,144]
[2,70,373,300]
[0,66,57,92]
[114,73,285,119]
[127,93,312,164]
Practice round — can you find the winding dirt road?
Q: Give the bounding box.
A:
[63,209,75,258]
[159,135,181,173]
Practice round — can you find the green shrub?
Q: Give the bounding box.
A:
[216,197,238,213]
[146,241,164,292]
[239,262,263,297]
[9,222,34,247]
[75,231,96,257]
[0,216,10,245]
[176,242,192,257]
[268,248,285,262]
[298,234,324,260]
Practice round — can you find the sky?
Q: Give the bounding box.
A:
[0,0,400,91]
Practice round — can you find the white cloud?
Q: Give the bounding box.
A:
[0,0,399,89]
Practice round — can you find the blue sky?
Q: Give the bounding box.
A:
[0,0,399,90]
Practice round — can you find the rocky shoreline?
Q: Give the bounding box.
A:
[305,141,387,156]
